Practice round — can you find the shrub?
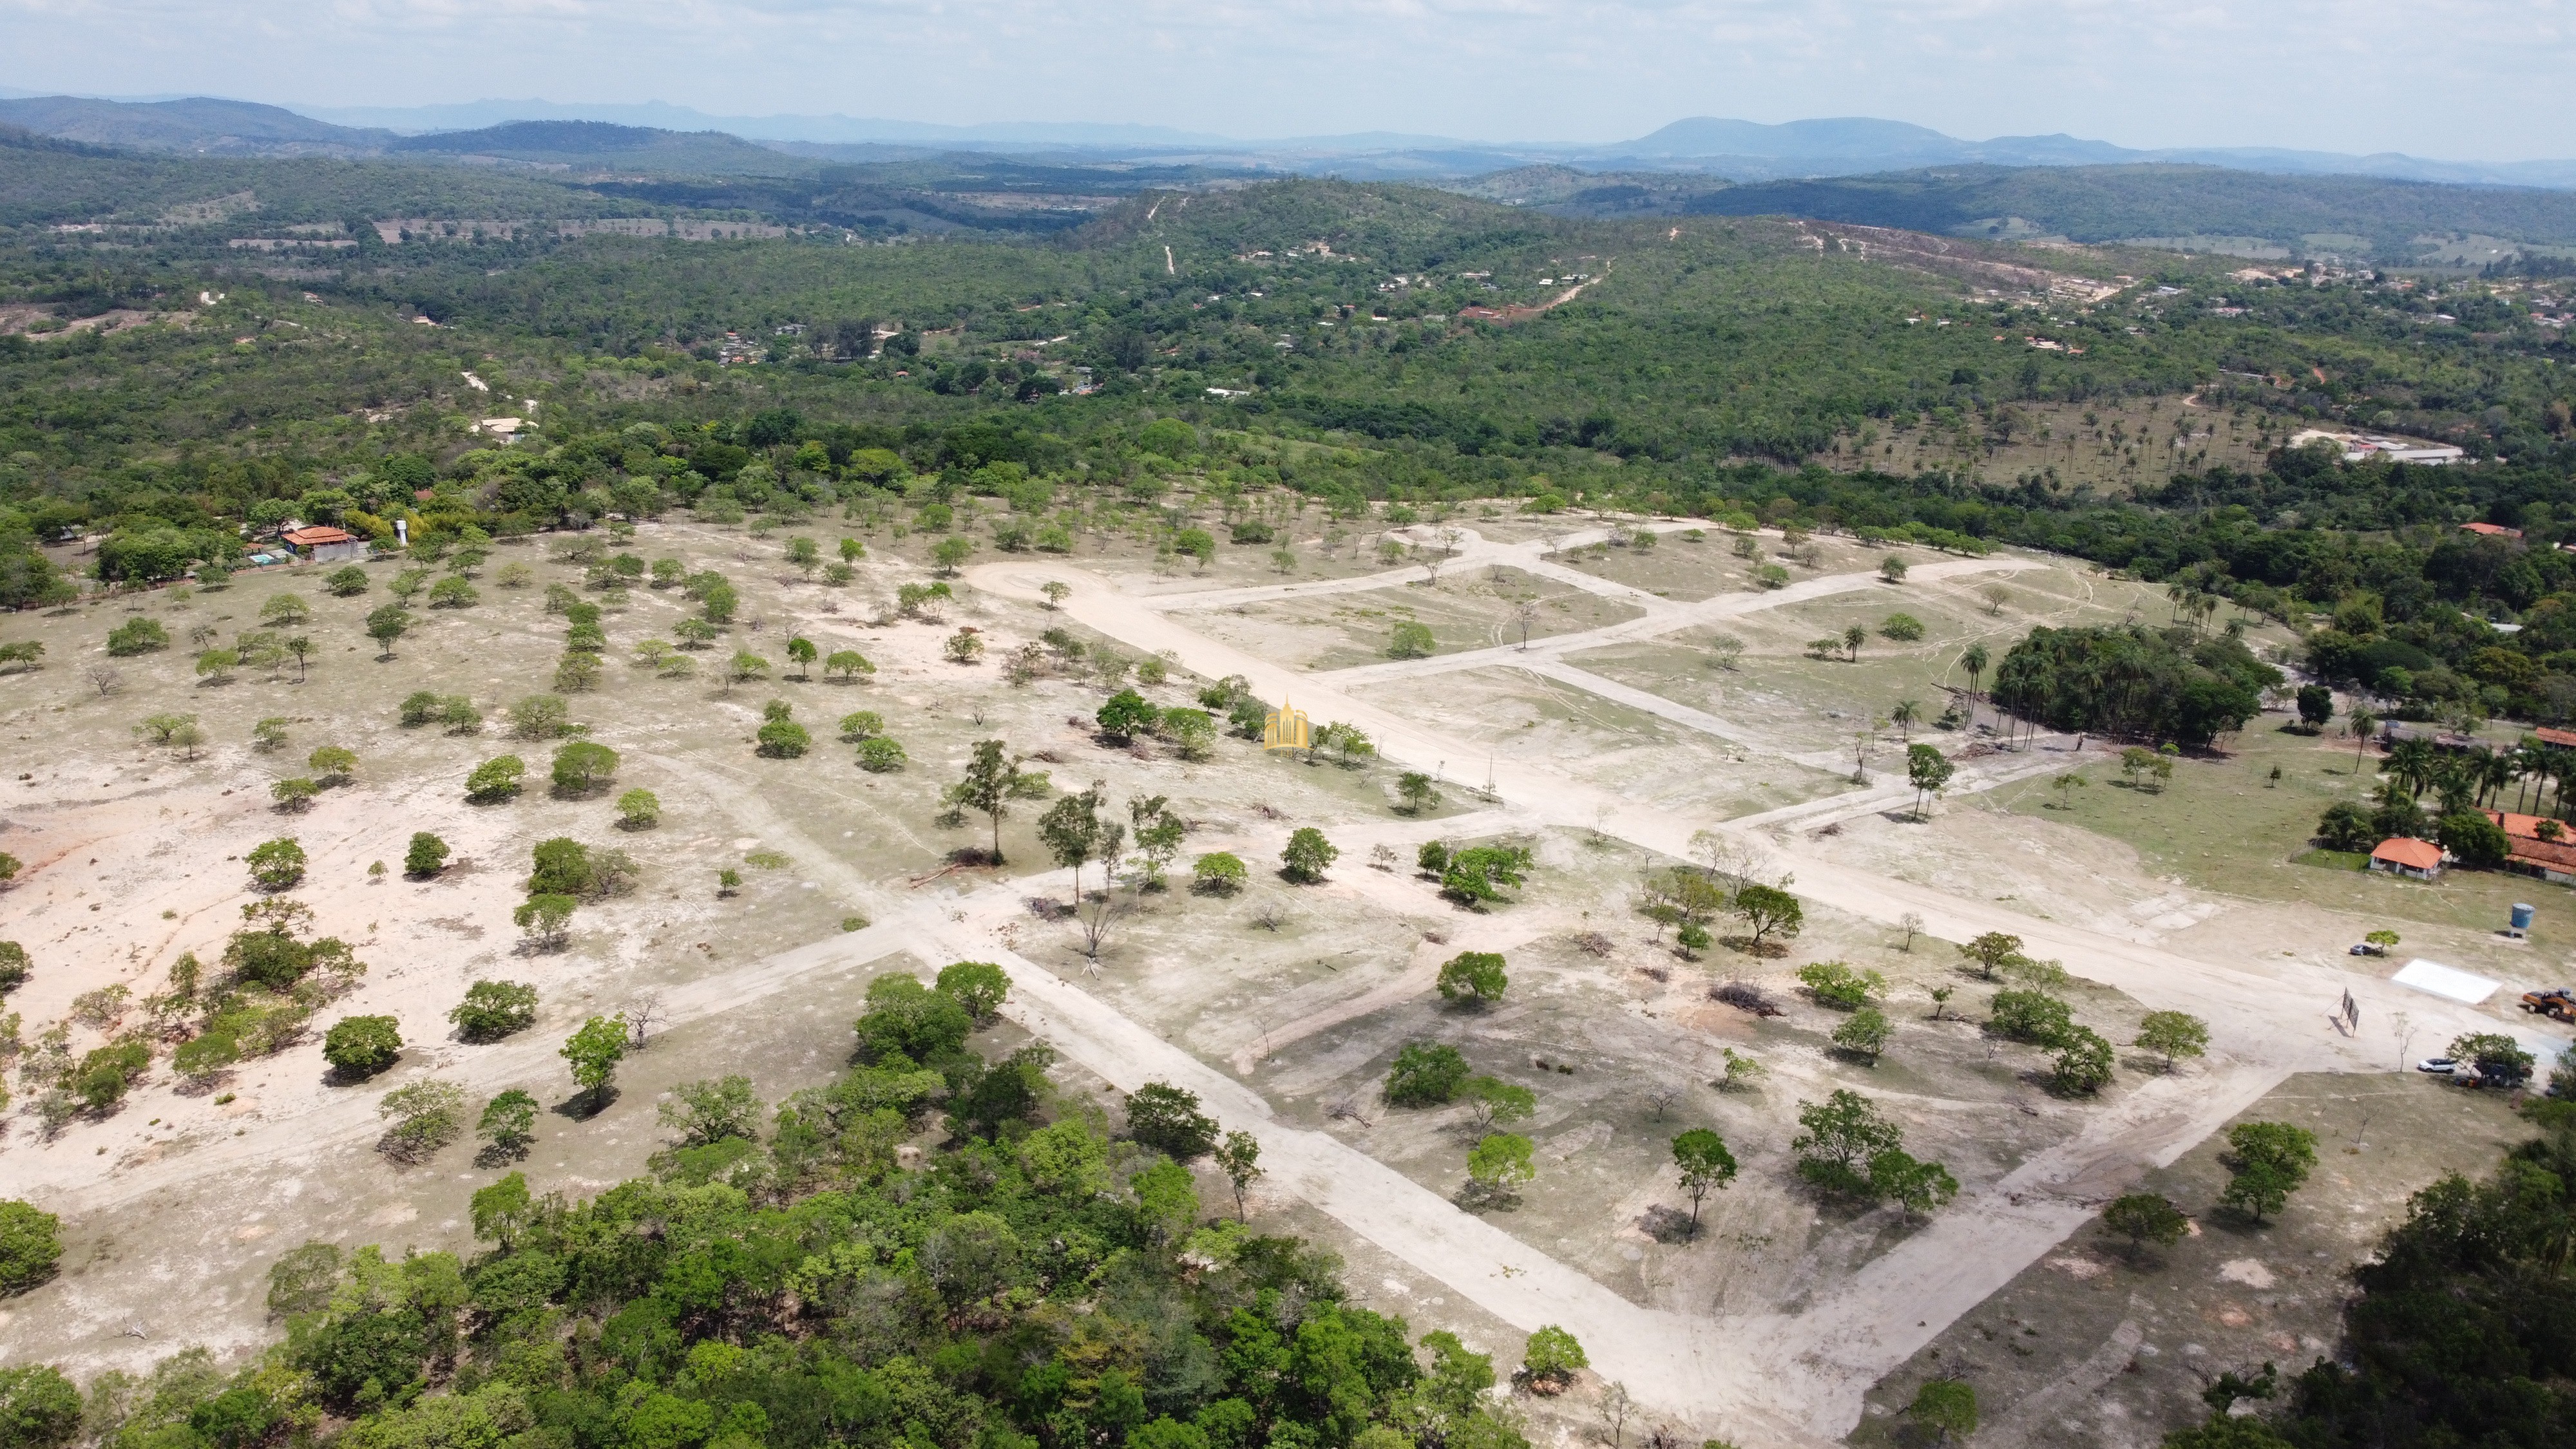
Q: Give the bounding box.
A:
[855,736,908,772]
[466,755,526,801]
[1388,620,1436,658]
[73,1038,151,1109]
[1795,960,1884,1009]
[449,980,539,1041]
[2438,810,2512,869]
[0,941,27,994]
[756,716,812,758]
[1384,1041,1471,1106]
[323,1015,403,1079]
[839,710,885,741]
[1880,612,1925,641]
[245,837,308,891]
[271,777,320,811]
[325,565,370,596]
[404,833,450,876]
[1440,845,1531,905]
[1192,851,1247,895]
[526,837,595,896]
[1096,689,1159,741]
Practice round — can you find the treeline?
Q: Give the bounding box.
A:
[1989,625,2281,745]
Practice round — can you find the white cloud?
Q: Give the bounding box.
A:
[1,0,2570,157]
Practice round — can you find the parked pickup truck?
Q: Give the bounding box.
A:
[2520,988,2576,1022]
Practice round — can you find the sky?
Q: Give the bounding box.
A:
[4,0,2573,158]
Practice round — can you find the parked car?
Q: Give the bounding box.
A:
[2416,1057,2459,1074]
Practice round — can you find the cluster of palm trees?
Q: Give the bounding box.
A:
[2374,728,2576,820]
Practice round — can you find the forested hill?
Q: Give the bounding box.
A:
[1676,165,2576,260]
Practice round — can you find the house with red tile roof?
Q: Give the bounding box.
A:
[2369,837,2445,879]
[2481,808,2576,884]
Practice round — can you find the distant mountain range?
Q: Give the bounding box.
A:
[5,90,2575,190]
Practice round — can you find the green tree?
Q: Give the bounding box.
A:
[936,960,1011,1023]
[308,745,356,784]
[377,1079,468,1162]
[513,895,577,949]
[826,649,875,682]
[1520,1325,1587,1392]
[1906,743,1954,819]
[1436,951,1508,1007]
[1905,1379,1977,1444]
[1732,884,1803,950]
[403,832,450,876]
[323,1016,403,1079]
[1388,620,1437,658]
[549,741,619,795]
[1192,851,1246,895]
[448,980,538,1041]
[1989,988,2074,1045]
[1096,689,1159,741]
[0,1364,85,1447]
[616,788,661,828]
[1281,826,1339,883]
[1440,846,1531,907]
[465,755,526,802]
[1879,554,1911,583]
[477,1091,539,1164]
[1793,1089,1904,1195]
[2050,1025,2116,1094]
[1214,1130,1263,1219]
[784,635,817,679]
[1958,931,2024,980]
[363,604,411,658]
[1125,1082,1220,1160]
[946,739,1051,864]
[1671,1128,1739,1238]
[1385,1041,1472,1106]
[2220,1121,2318,1224]
[2101,1192,2190,1256]
[2450,1031,2536,1087]
[245,837,308,891]
[105,617,169,656]
[1397,772,1441,814]
[271,777,320,811]
[325,565,369,596]
[1464,1132,1535,1203]
[1831,1008,1893,1063]
[1796,960,1884,1009]
[560,1016,629,1104]
[856,736,908,772]
[1462,1075,1536,1128]
[2135,1010,2210,1070]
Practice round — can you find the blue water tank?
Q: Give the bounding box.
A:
[2512,902,2536,932]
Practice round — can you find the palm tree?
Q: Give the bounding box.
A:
[1960,643,1990,726]
[1891,699,1922,741]
[2345,705,2378,773]
[2476,748,2514,808]
[2385,736,2438,799]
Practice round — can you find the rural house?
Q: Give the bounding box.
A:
[278,524,365,562]
[2479,809,2576,884]
[2368,837,2445,880]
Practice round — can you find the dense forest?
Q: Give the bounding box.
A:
[0,968,1538,1449]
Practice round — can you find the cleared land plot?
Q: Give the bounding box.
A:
[1848,1072,2532,1448]
[1987,718,2572,936]
[1344,665,1853,819]
[1172,572,1646,672]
